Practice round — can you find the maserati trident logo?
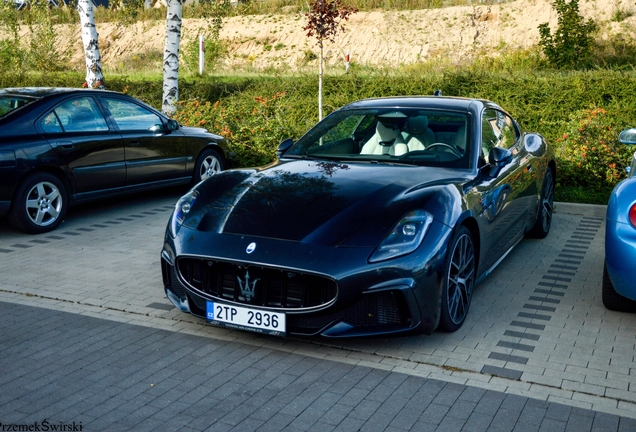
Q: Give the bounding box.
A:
[237,270,260,301]
[246,242,256,254]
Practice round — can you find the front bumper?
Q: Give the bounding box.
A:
[161,221,453,337]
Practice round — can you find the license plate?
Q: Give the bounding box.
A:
[206,301,286,336]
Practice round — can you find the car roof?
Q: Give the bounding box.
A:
[341,95,498,112]
[0,87,122,99]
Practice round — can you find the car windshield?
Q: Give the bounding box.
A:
[286,108,471,168]
[0,95,36,118]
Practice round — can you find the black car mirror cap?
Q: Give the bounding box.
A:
[277,138,294,158]
[619,128,636,145]
[167,119,180,131]
[488,147,512,167]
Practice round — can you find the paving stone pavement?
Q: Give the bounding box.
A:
[0,190,635,431]
[2,301,635,432]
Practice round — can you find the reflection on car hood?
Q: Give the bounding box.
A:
[190,160,469,247]
[180,125,223,140]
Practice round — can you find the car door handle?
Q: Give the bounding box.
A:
[128,141,141,146]
[51,141,74,149]
[526,164,532,172]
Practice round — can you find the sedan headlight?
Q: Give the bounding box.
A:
[169,190,199,237]
[369,210,434,263]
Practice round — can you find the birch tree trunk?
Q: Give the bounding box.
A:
[318,39,323,121]
[77,0,104,89]
[162,0,183,115]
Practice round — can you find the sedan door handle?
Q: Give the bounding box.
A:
[526,164,533,172]
[51,141,74,149]
[128,141,141,146]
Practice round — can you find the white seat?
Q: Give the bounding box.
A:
[361,122,408,156]
[404,115,436,151]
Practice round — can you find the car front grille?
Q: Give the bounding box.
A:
[176,257,337,310]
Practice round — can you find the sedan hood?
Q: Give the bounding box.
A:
[189,160,469,247]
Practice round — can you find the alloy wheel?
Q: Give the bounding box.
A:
[541,171,554,233]
[25,181,63,227]
[446,233,475,325]
[200,154,221,181]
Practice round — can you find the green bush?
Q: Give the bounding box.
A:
[4,68,636,204]
[556,107,633,192]
[173,89,307,167]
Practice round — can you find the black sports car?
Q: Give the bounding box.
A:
[162,96,555,337]
[0,87,228,234]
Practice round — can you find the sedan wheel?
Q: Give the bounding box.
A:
[195,149,224,183]
[439,226,476,332]
[8,172,67,234]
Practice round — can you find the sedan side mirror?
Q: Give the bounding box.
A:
[277,138,294,159]
[619,128,636,145]
[167,119,179,131]
[488,147,512,167]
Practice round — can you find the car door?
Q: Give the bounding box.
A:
[41,96,126,197]
[99,96,186,187]
[476,108,535,265]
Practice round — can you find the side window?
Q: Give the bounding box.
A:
[103,98,163,131]
[481,109,519,156]
[42,97,109,133]
[41,112,63,133]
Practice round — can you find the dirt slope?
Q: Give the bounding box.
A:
[10,0,636,71]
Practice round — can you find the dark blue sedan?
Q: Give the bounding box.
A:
[0,87,228,234]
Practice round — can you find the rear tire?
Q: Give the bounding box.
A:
[8,172,67,234]
[438,226,476,332]
[602,261,636,312]
[528,168,554,239]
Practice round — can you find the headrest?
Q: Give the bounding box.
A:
[376,121,399,143]
[408,116,429,135]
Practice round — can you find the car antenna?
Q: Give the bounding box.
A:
[434,90,442,96]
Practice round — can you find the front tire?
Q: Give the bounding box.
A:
[193,148,224,183]
[438,226,476,332]
[602,261,636,312]
[8,172,67,234]
[528,168,554,239]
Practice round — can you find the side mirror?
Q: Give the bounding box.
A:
[277,138,294,159]
[166,119,179,131]
[488,147,512,167]
[619,128,636,145]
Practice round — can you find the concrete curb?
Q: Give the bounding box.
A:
[554,201,607,218]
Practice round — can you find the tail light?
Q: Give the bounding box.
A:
[630,203,636,228]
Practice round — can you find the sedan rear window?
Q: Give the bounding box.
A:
[0,96,34,118]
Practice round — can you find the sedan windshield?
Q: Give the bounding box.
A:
[287,108,471,168]
[0,95,35,118]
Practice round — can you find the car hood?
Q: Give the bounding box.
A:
[186,160,470,247]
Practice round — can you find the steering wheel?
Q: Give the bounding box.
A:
[426,142,462,157]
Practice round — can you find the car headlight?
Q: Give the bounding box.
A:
[369,210,434,263]
[169,190,199,237]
